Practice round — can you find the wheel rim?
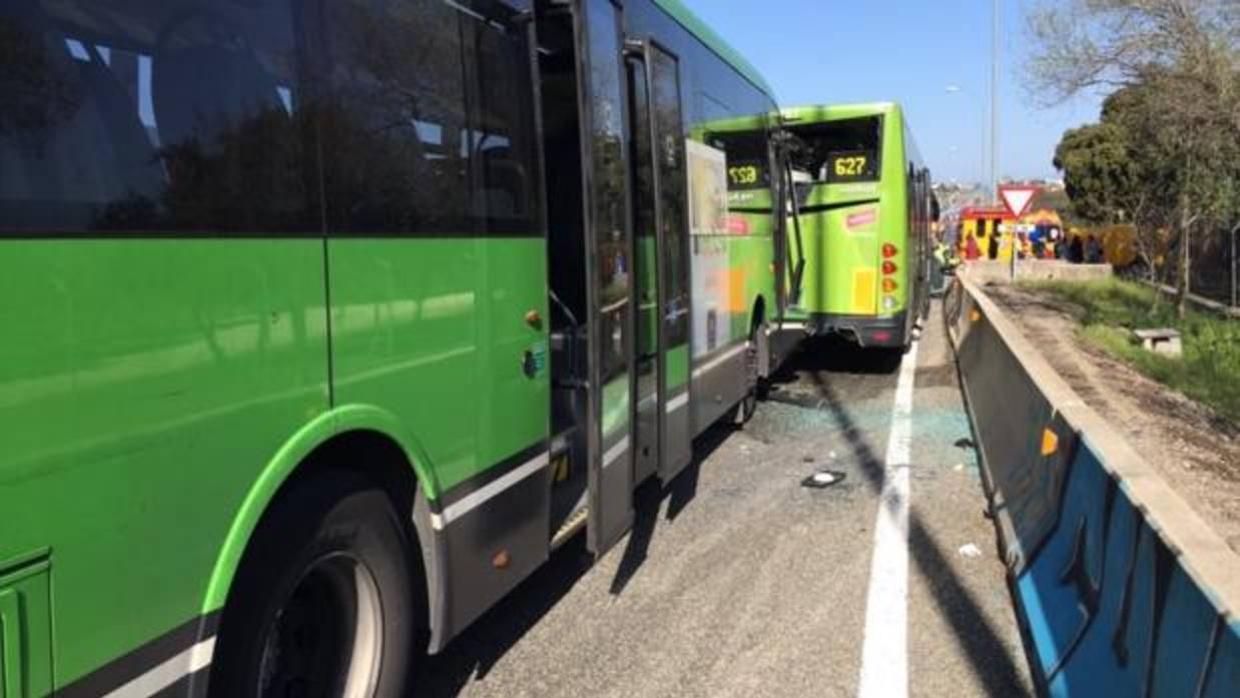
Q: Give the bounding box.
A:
[257,553,384,698]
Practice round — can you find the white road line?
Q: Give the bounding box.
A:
[103,637,215,698]
[857,339,920,698]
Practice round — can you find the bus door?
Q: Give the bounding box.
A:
[572,0,636,556]
[626,39,693,484]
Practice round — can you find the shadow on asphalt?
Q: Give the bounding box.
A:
[764,335,904,410]
[609,422,731,596]
[420,324,1030,696]
[773,335,904,380]
[419,421,734,697]
[803,362,1032,697]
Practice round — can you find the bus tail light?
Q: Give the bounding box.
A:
[882,278,898,293]
[882,243,898,259]
[882,261,898,275]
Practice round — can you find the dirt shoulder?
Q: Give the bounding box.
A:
[982,282,1240,554]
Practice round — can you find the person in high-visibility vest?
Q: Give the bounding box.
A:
[931,237,960,296]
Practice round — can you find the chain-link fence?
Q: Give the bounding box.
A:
[1146,225,1240,309]
[1189,226,1239,307]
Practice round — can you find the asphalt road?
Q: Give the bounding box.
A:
[419,301,1034,697]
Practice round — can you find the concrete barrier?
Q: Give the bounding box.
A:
[961,260,1114,285]
[945,278,1240,697]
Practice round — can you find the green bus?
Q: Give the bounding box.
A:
[777,103,935,350]
[0,0,781,695]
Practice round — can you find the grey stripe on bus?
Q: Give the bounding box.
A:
[431,451,550,530]
[691,343,748,380]
[102,638,216,698]
[602,436,630,470]
[56,613,219,698]
[664,392,690,414]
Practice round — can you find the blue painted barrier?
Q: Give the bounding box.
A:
[947,279,1240,697]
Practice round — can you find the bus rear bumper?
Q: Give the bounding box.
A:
[808,312,909,349]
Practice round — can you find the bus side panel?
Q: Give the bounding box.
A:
[0,240,330,689]
[327,237,551,635]
[728,220,775,334]
[879,110,912,319]
[325,237,550,490]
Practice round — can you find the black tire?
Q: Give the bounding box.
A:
[733,319,768,426]
[732,388,757,426]
[209,470,424,698]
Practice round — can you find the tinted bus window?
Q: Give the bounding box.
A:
[583,0,631,382]
[317,0,539,237]
[0,0,316,235]
[787,116,881,185]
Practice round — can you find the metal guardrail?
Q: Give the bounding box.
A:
[1139,280,1240,320]
[945,278,1240,697]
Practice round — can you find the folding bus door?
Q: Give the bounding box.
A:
[572,0,636,556]
[627,40,693,483]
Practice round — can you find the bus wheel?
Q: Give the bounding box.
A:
[210,470,421,698]
[733,389,758,426]
[733,321,768,426]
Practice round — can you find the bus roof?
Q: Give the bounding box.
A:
[654,0,777,100]
[780,103,901,125]
[693,113,771,136]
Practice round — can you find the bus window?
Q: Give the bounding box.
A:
[0,0,315,235]
[785,116,881,186]
[317,0,539,237]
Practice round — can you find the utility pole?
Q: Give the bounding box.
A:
[993,0,1011,280]
[991,0,1000,206]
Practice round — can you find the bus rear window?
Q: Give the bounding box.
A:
[787,116,882,184]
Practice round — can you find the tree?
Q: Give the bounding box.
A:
[1053,121,1141,223]
[1052,85,1189,283]
[1029,0,1240,316]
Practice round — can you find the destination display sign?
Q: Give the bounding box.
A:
[826,150,877,183]
[726,159,768,191]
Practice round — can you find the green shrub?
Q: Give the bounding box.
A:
[1019,279,1240,423]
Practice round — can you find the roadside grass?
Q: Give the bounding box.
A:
[1019,278,1240,423]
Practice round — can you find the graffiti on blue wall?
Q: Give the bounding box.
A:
[951,283,1240,697]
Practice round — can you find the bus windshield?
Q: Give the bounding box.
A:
[786,116,882,185]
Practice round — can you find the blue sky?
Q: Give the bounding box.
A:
[682,0,1105,183]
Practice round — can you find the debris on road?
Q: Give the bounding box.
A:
[802,470,847,489]
[957,543,983,559]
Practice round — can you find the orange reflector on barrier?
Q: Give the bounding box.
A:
[492,550,511,569]
[1041,428,1059,456]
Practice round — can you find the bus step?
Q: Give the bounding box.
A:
[551,507,588,551]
